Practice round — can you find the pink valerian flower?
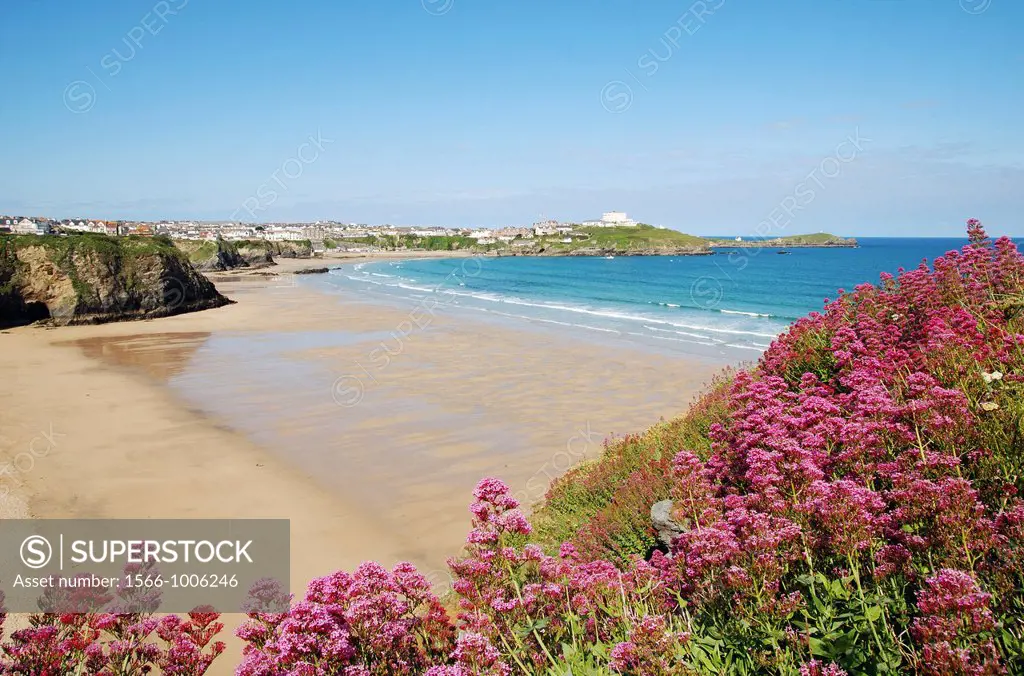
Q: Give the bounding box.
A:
[1,624,83,674]
[35,573,115,614]
[669,450,721,531]
[805,479,887,558]
[874,544,914,581]
[449,478,656,662]
[157,609,227,675]
[887,475,998,567]
[241,576,292,615]
[667,504,802,618]
[236,562,455,676]
[465,478,532,547]
[995,503,1024,543]
[609,641,639,671]
[967,218,987,244]
[800,659,849,676]
[94,616,162,673]
[911,570,1005,675]
[433,632,510,676]
[0,607,225,675]
[608,615,689,675]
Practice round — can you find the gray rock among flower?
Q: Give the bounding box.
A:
[650,499,686,551]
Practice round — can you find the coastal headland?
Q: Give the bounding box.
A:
[706,232,858,248]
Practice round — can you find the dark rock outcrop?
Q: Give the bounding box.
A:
[178,239,313,271]
[0,234,231,327]
[263,240,313,259]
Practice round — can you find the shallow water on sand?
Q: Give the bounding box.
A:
[66,290,723,571]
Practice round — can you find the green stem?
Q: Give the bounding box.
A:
[848,555,886,658]
[503,556,559,669]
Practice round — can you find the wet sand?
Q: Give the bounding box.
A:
[0,254,723,669]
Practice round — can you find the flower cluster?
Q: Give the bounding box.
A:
[911,570,1004,675]
[236,561,454,675]
[0,562,225,675]
[446,478,652,672]
[0,608,225,675]
[643,221,1022,669]
[608,615,690,675]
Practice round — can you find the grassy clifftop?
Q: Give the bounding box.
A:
[5,232,185,260]
[578,224,708,249]
[534,224,711,255]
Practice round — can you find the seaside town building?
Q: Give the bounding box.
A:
[12,218,51,235]
[493,227,533,242]
[411,227,450,237]
[533,220,559,236]
[0,210,644,246]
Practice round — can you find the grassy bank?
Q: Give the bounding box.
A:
[537,224,710,254]
[578,224,708,249]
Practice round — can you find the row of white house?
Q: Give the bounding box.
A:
[62,220,114,234]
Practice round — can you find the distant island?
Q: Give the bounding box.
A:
[705,232,858,248]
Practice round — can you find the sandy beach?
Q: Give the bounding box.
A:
[0,252,722,669]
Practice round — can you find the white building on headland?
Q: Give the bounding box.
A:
[602,211,632,225]
[581,211,638,227]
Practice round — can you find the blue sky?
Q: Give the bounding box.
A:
[1,0,1021,235]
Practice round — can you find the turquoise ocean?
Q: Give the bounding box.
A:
[311,237,1017,362]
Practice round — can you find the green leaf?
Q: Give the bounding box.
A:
[865,606,882,622]
[833,630,857,655]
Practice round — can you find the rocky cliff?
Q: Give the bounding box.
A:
[178,239,313,271]
[0,234,231,327]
